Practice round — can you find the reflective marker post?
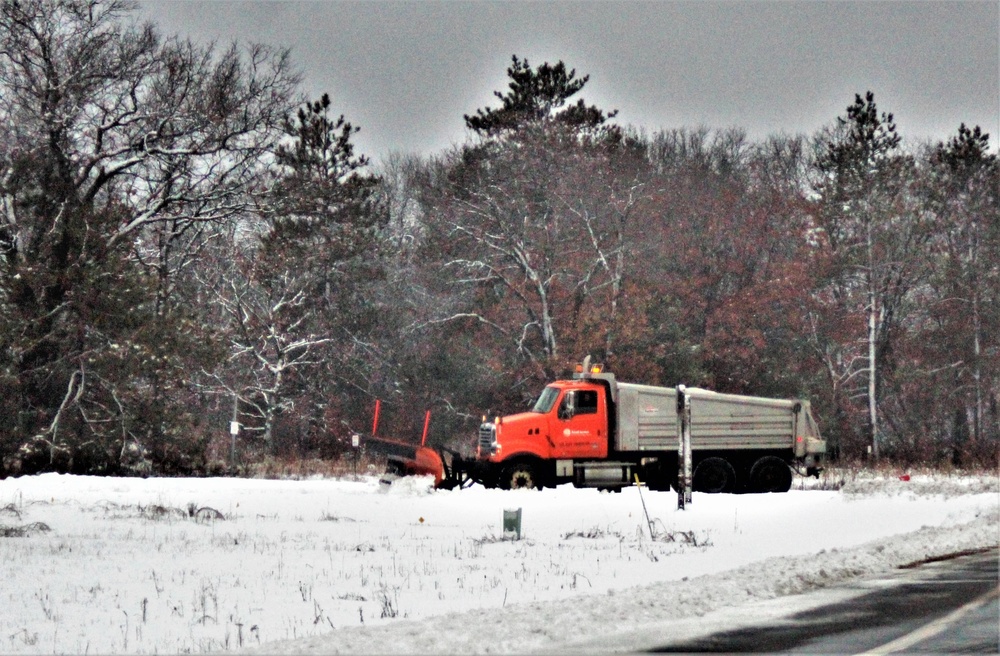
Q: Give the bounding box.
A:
[230,393,240,471]
[677,384,692,509]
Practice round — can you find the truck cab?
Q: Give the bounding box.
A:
[474,362,622,489]
[479,380,610,465]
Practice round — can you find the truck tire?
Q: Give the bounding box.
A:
[692,457,736,493]
[501,462,542,490]
[748,456,792,493]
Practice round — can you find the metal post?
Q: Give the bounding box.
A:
[420,409,431,447]
[352,433,360,478]
[229,393,240,470]
[372,399,381,437]
[677,384,692,509]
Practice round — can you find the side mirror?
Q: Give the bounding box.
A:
[558,392,576,420]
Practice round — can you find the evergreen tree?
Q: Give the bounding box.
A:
[217,94,385,457]
[925,124,999,463]
[811,92,925,459]
[464,55,618,138]
[417,55,642,399]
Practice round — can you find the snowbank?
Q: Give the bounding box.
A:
[250,503,998,655]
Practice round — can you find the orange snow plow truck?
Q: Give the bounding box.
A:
[379,358,826,493]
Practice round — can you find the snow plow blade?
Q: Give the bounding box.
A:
[366,437,442,485]
[364,404,474,489]
[367,437,473,490]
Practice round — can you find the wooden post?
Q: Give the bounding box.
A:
[634,473,655,539]
[677,384,692,509]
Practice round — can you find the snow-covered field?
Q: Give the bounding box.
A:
[0,471,996,655]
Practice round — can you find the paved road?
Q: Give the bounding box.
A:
[651,548,998,654]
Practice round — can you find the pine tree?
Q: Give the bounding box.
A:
[217,94,385,457]
[416,56,641,391]
[464,55,618,137]
[926,124,999,462]
[812,92,924,459]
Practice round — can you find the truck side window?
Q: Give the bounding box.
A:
[576,390,598,415]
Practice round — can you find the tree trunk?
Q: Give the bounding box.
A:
[971,281,983,447]
[867,229,879,459]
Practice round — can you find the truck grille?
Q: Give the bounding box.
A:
[478,423,495,453]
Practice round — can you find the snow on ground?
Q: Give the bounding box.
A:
[0,472,996,655]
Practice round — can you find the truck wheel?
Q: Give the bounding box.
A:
[502,462,541,490]
[641,461,676,491]
[749,456,792,493]
[693,457,736,493]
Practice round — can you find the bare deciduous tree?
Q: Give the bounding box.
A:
[0,0,299,473]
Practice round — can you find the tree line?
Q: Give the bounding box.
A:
[1,0,996,477]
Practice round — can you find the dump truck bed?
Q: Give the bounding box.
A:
[615,383,810,452]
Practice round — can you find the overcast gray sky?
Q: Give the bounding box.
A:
[139,1,1000,161]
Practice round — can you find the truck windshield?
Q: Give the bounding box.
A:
[531,386,560,413]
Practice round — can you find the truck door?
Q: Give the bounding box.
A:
[551,387,608,458]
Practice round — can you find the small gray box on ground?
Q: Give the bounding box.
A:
[503,507,522,539]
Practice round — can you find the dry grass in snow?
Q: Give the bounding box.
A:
[0,470,996,654]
